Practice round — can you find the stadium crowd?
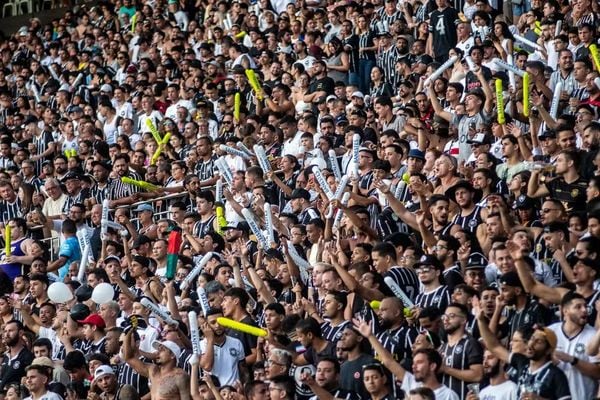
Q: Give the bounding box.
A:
[0,0,598,399]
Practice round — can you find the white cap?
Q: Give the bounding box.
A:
[351,91,364,99]
[100,84,113,93]
[326,95,337,102]
[94,365,115,380]
[152,340,182,359]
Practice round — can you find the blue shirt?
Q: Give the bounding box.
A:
[58,236,80,279]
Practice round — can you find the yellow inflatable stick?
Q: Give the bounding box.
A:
[4,224,10,257]
[121,177,160,192]
[131,13,138,33]
[145,119,162,144]
[217,317,267,337]
[150,133,171,165]
[245,69,263,101]
[522,72,530,117]
[590,45,600,73]
[234,92,241,122]
[496,79,505,125]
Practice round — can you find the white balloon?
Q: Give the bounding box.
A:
[91,283,115,304]
[47,282,73,303]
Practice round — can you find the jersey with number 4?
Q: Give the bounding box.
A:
[429,7,459,58]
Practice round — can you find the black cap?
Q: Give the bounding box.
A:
[222,221,250,234]
[465,255,487,270]
[290,188,310,200]
[539,129,557,140]
[416,54,434,65]
[413,255,444,271]
[499,271,523,289]
[61,171,82,182]
[515,195,536,210]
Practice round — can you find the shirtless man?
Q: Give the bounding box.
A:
[123,331,191,400]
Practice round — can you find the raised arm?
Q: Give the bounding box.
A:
[123,329,151,377]
[354,319,407,379]
[476,312,509,362]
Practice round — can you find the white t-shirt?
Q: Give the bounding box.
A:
[478,380,518,400]
[24,391,63,400]
[549,322,599,400]
[38,326,62,361]
[199,335,245,386]
[401,372,459,400]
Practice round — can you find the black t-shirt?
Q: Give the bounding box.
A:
[340,354,377,400]
[226,315,258,357]
[439,334,483,399]
[308,76,335,96]
[0,347,34,391]
[428,6,459,58]
[509,353,571,400]
[545,176,588,212]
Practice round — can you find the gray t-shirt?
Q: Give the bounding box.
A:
[452,111,491,163]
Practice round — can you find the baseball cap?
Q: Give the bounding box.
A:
[290,188,310,200]
[499,271,523,289]
[467,133,491,145]
[134,204,153,213]
[152,340,182,358]
[407,149,425,160]
[543,221,569,237]
[104,255,121,265]
[100,84,113,93]
[539,129,557,140]
[77,313,106,329]
[222,221,250,234]
[413,255,443,271]
[515,195,536,210]
[94,365,115,380]
[326,95,337,103]
[351,91,364,99]
[61,172,81,182]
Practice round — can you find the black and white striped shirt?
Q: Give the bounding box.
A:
[375,325,418,363]
[32,131,54,175]
[110,170,142,200]
[385,266,420,303]
[377,45,400,87]
[116,362,150,397]
[452,206,483,234]
[195,156,217,182]
[415,285,451,312]
[90,181,112,204]
[0,198,24,224]
[439,334,484,400]
[321,320,351,345]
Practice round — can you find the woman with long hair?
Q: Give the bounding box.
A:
[369,66,394,98]
[491,21,515,61]
[325,37,350,84]
[291,73,312,114]
[357,15,377,93]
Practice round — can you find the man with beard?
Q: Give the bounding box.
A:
[53,155,69,181]
[301,357,357,400]
[0,320,34,391]
[109,154,142,206]
[542,222,575,285]
[414,255,451,313]
[549,292,600,400]
[473,350,517,399]
[89,160,112,205]
[199,308,245,386]
[303,291,350,345]
[446,181,483,234]
[478,313,571,400]
[439,303,483,400]
[496,271,552,341]
[434,235,464,291]
[375,297,418,365]
[123,333,191,400]
[290,189,319,226]
[338,326,376,400]
[356,319,458,400]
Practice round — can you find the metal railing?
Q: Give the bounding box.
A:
[39,192,189,261]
